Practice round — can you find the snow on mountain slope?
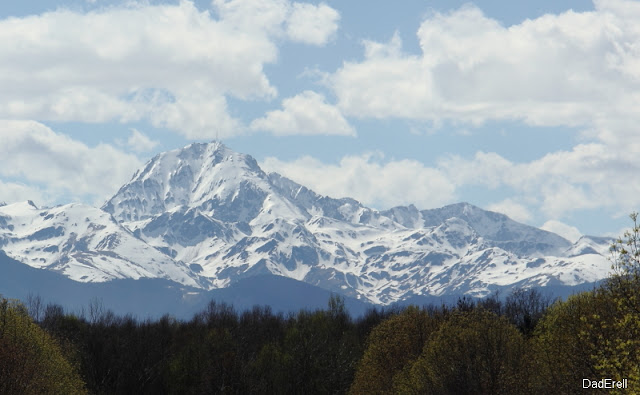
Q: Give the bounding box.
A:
[103,142,306,224]
[382,202,572,256]
[1,141,616,305]
[300,215,611,303]
[268,173,398,229]
[565,235,613,257]
[0,201,201,287]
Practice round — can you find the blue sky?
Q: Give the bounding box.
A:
[1,0,639,242]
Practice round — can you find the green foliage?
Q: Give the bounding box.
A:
[610,212,640,279]
[394,310,528,395]
[531,291,612,393]
[530,213,640,393]
[596,212,640,389]
[0,297,86,394]
[350,306,443,394]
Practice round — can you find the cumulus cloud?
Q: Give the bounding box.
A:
[439,142,640,219]
[261,153,456,210]
[486,199,533,223]
[286,2,339,45]
[0,0,340,138]
[541,220,583,243]
[262,137,640,228]
[0,181,49,207]
[213,0,339,45]
[0,121,142,205]
[250,91,355,136]
[330,1,640,132]
[127,129,159,153]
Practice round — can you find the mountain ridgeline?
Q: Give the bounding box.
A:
[0,141,612,315]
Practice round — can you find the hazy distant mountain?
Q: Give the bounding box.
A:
[0,141,613,314]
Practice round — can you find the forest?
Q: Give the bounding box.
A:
[2,215,640,394]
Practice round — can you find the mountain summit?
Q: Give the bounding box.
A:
[1,141,612,305]
[103,142,282,223]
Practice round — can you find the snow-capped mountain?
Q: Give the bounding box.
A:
[0,200,202,287]
[0,142,614,306]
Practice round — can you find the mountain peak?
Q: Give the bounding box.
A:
[1,141,614,306]
[103,141,274,223]
[176,141,232,164]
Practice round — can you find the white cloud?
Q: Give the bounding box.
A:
[541,220,583,243]
[330,1,640,132]
[439,142,640,219]
[213,0,339,45]
[486,199,533,223]
[261,153,456,209]
[127,129,159,153]
[250,91,355,136]
[604,225,632,239]
[0,121,142,205]
[0,0,340,138]
[0,181,48,207]
[261,133,640,223]
[212,0,290,37]
[286,2,339,45]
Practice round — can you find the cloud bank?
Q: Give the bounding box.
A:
[0,121,142,206]
[0,0,340,138]
[251,91,355,136]
[331,1,640,132]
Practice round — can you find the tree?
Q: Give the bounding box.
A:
[25,293,44,323]
[504,288,553,336]
[530,213,640,393]
[277,296,357,394]
[594,212,640,387]
[396,310,528,394]
[0,297,86,394]
[350,307,442,394]
[531,291,612,394]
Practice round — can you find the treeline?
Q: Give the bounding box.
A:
[3,288,555,394]
[7,294,392,394]
[2,215,640,393]
[5,283,638,394]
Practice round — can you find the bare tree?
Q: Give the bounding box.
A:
[89,297,105,325]
[26,293,44,323]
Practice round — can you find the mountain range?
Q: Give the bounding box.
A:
[0,142,612,317]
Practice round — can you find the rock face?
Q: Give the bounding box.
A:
[0,142,613,305]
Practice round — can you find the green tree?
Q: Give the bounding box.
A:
[530,212,640,394]
[0,297,86,394]
[531,291,613,394]
[594,212,640,388]
[396,310,528,395]
[350,306,442,395]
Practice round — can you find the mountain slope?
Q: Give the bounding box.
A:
[101,142,612,303]
[0,201,202,287]
[1,141,615,307]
